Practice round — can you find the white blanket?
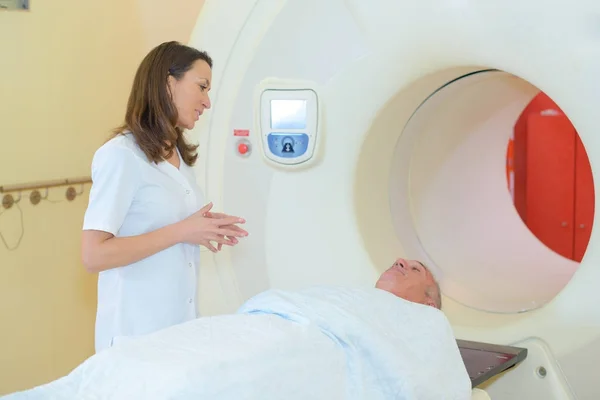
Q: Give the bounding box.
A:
[2,287,472,400]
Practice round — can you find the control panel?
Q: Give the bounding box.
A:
[266,132,309,159]
[258,86,320,167]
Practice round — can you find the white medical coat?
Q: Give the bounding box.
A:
[83,133,204,353]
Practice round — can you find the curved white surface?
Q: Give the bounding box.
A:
[388,70,579,313]
[189,1,600,399]
[471,389,491,400]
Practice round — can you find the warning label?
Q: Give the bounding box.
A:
[234,129,250,137]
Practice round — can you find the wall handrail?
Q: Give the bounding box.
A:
[0,177,92,194]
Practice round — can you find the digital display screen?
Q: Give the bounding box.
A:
[270,99,307,130]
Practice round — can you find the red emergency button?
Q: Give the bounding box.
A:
[238,143,249,154]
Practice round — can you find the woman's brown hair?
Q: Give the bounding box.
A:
[112,41,213,166]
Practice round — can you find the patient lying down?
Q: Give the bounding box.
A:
[3,258,472,400]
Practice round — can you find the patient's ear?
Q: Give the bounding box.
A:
[424,297,437,308]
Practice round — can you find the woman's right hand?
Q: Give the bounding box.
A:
[179,203,248,252]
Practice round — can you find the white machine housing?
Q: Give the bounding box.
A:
[189,1,600,399]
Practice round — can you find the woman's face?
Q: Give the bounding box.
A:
[168,59,212,130]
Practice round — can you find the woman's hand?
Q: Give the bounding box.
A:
[203,209,249,251]
[179,202,248,252]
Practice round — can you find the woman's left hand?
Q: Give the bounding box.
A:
[203,211,248,250]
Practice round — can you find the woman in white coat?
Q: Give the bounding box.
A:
[81,41,248,353]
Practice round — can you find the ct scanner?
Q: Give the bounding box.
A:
[188,1,600,399]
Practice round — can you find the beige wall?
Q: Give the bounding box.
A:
[0,0,204,394]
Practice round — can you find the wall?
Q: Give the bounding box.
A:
[510,92,594,262]
[0,0,203,394]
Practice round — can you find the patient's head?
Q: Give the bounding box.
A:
[375,258,442,309]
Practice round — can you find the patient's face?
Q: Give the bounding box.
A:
[375,258,437,308]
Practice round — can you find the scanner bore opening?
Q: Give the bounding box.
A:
[356,67,590,314]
